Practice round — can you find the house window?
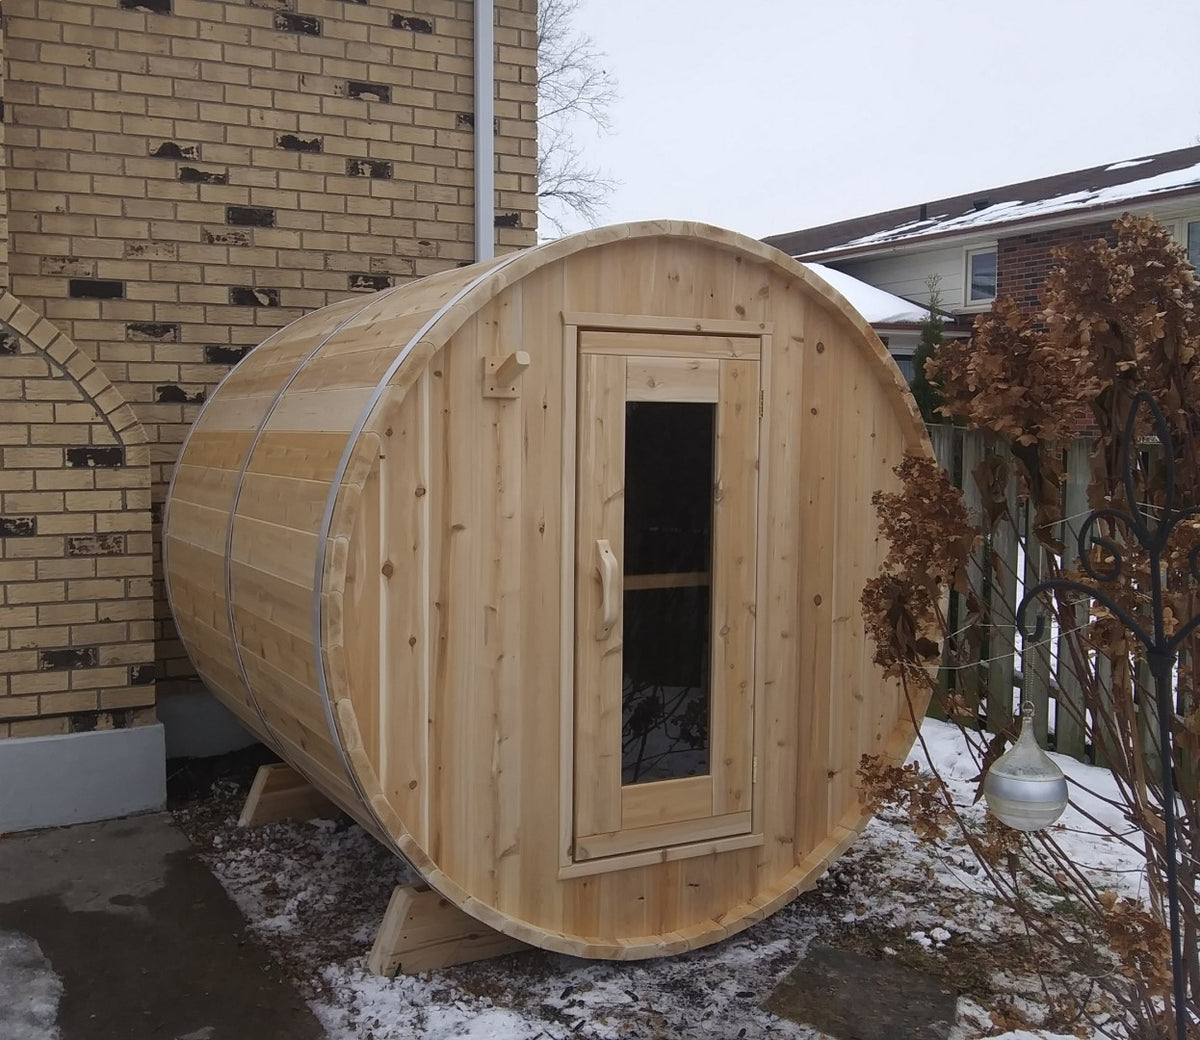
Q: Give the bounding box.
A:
[966,247,997,303]
[892,351,916,383]
[1188,221,1200,271]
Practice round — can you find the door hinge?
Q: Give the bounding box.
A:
[752,755,759,783]
[758,389,764,419]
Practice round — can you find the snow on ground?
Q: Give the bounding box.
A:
[0,932,63,1040]
[173,720,1149,1040]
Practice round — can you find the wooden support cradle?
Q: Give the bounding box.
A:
[367,884,527,976]
[238,762,340,827]
[238,763,527,975]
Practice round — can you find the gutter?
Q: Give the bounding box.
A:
[474,0,495,262]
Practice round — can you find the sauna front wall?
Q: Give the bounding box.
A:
[164,223,930,957]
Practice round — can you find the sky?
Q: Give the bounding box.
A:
[550,0,1200,241]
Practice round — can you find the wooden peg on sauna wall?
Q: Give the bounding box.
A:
[482,350,531,398]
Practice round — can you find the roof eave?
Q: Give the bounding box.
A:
[794,184,1200,263]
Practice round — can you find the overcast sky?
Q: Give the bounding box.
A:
[553,0,1200,241]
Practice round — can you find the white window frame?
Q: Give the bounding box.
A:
[1183,217,1200,271]
[962,245,997,310]
[1142,213,1200,270]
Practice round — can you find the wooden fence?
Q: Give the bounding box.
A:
[927,425,1100,762]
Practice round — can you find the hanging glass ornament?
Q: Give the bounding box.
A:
[983,700,1069,832]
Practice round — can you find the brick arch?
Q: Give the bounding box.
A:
[0,293,156,740]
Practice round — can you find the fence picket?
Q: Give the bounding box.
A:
[1056,439,1090,760]
[958,430,987,716]
[986,440,1019,733]
[1021,500,1052,745]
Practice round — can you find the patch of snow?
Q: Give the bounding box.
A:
[822,160,1200,253]
[0,932,63,1040]
[1105,159,1154,172]
[910,718,1147,900]
[804,262,933,325]
[989,1034,1079,1040]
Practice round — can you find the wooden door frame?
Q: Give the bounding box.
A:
[557,312,773,879]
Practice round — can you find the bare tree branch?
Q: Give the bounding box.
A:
[537,0,618,236]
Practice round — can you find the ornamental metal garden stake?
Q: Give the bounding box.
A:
[1013,390,1197,1040]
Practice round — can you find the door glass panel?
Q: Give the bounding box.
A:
[620,401,714,785]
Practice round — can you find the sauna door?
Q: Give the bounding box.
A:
[572,338,761,863]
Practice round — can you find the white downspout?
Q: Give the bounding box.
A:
[474,0,495,262]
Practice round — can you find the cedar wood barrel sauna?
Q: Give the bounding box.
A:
[164,221,932,964]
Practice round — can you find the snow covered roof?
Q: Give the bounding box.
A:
[804,262,934,326]
[766,145,1200,261]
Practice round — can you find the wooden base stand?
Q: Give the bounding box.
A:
[367,884,527,976]
[238,763,340,827]
[239,765,524,975]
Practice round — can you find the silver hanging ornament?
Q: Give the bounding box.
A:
[982,700,1069,832]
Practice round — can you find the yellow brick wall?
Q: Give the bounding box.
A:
[0,294,155,737]
[0,0,537,728]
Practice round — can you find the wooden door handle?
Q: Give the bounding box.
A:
[595,539,620,639]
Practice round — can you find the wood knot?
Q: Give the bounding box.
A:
[408,780,418,790]
[816,341,825,353]
[414,486,426,497]
[381,561,394,577]
[813,593,822,606]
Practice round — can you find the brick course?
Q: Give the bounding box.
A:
[995,221,1117,318]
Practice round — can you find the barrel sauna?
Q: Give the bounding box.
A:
[164,221,931,960]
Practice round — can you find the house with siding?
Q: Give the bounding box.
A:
[764,145,1200,375]
[0,0,537,832]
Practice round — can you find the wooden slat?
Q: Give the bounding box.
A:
[564,311,770,337]
[513,263,568,927]
[625,356,719,401]
[710,357,759,816]
[751,333,773,844]
[572,352,626,838]
[825,324,866,831]
[230,515,318,588]
[234,472,330,532]
[558,322,580,872]
[477,299,525,912]
[621,775,712,830]
[574,812,752,863]
[795,315,836,854]
[757,322,801,880]
[266,386,375,433]
[246,431,350,481]
[375,372,431,840]
[558,831,764,880]
[343,456,383,782]
[580,329,759,359]
[624,571,710,591]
